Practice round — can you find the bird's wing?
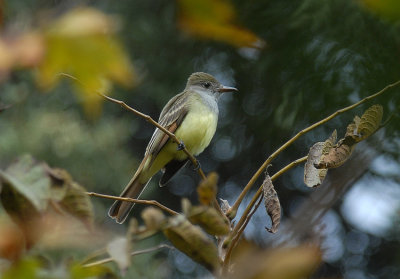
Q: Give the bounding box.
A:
[145,92,189,158]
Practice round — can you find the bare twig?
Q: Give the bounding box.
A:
[58,73,206,180]
[98,92,207,179]
[231,156,307,238]
[82,244,173,268]
[227,79,400,219]
[222,156,307,269]
[222,194,263,271]
[86,192,178,216]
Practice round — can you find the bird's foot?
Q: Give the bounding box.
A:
[177,141,186,151]
[192,160,201,171]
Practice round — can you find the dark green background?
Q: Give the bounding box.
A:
[1,0,400,278]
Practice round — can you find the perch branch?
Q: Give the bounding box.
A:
[86,192,178,215]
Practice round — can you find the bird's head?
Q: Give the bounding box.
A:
[186,72,238,97]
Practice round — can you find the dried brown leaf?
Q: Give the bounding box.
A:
[163,215,220,272]
[304,142,327,187]
[346,116,361,138]
[52,169,94,229]
[317,137,356,169]
[186,202,230,236]
[357,104,383,141]
[141,207,166,231]
[197,172,218,206]
[262,175,281,233]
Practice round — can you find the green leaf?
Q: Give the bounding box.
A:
[1,258,41,279]
[0,155,50,212]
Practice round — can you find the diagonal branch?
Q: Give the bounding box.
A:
[226,79,400,220]
[97,92,207,180]
[60,73,224,214]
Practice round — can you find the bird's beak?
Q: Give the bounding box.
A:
[218,85,238,93]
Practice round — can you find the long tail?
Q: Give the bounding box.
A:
[108,156,150,224]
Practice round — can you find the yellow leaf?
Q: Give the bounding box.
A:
[359,0,400,21]
[37,8,136,118]
[197,172,218,206]
[177,0,265,48]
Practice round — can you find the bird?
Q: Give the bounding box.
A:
[108,72,238,223]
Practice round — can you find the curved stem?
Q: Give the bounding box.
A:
[226,79,400,219]
[222,156,308,270]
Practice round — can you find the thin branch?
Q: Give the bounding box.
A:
[58,73,206,179]
[82,244,173,268]
[222,194,263,272]
[227,79,400,219]
[60,73,224,216]
[222,156,307,266]
[97,92,207,181]
[86,192,178,216]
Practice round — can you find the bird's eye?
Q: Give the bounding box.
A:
[203,82,211,88]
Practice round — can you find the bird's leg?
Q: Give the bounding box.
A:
[177,140,186,151]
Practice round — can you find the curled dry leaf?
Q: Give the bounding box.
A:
[357,104,383,141]
[0,155,95,249]
[304,130,337,187]
[317,137,356,169]
[141,207,166,231]
[197,172,218,206]
[316,105,383,170]
[262,175,281,233]
[186,203,230,236]
[48,168,94,229]
[162,215,220,272]
[346,116,361,138]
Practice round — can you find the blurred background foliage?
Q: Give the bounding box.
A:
[1,0,400,278]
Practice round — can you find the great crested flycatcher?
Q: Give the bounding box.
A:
[109,72,237,223]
